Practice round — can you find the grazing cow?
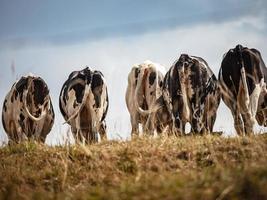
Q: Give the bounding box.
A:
[59,67,108,143]
[125,60,166,136]
[2,74,54,143]
[219,44,267,135]
[163,54,221,135]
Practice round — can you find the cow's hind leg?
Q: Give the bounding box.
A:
[174,117,185,136]
[233,113,245,136]
[223,96,244,135]
[208,113,217,133]
[191,108,206,135]
[241,113,254,135]
[99,121,107,140]
[130,114,139,136]
[8,121,20,144]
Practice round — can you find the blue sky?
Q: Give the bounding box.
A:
[0,0,267,144]
[1,0,266,46]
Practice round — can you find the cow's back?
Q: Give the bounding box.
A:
[59,67,108,142]
[2,75,54,142]
[163,54,220,134]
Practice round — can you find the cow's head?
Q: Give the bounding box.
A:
[23,75,50,121]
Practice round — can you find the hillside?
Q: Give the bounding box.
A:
[0,134,267,200]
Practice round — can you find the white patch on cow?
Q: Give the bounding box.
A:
[240,66,250,111]
[144,60,166,75]
[66,89,78,116]
[249,78,265,123]
[185,122,191,134]
[179,64,190,122]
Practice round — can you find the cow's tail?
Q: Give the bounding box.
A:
[133,67,159,116]
[155,68,162,100]
[64,80,91,124]
[23,81,48,121]
[179,64,190,121]
[237,45,250,112]
[136,100,162,116]
[134,67,147,116]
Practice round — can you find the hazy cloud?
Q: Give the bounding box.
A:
[0,0,266,48]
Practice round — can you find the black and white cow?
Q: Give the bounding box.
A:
[163,54,221,135]
[59,67,108,143]
[219,44,267,135]
[2,74,54,143]
[126,60,166,136]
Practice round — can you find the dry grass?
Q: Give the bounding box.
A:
[1,134,267,199]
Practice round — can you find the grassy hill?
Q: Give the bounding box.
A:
[0,134,267,200]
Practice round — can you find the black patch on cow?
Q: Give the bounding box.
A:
[70,83,84,104]
[149,72,156,85]
[3,99,7,112]
[60,83,70,117]
[83,67,92,83]
[19,113,25,130]
[134,68,140,85]
[50,101,55,120]
[91,72,104,108]
[14,77,28,102]
[20,113,25,122]
[73,101,78,108]
[32,78,49,106]
[2,113,7,132]
[159,81,163,88]
[91,72,103,89]
[101,87,109,122]
[135,68,140,79]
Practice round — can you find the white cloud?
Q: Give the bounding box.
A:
[0,15,267,144]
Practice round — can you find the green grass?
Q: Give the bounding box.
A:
[1,134,267,199]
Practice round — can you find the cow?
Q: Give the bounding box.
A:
[219,44,267,135]
[59,67,108,143]
[2,74,54,143]
[125,60,166,136]
[162,54,221,135]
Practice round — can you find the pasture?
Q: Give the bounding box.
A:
[1,134,267,199]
